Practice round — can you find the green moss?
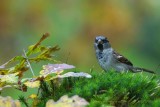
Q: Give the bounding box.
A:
[37,71,160,106]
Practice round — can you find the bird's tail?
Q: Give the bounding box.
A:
[131,67,155,74]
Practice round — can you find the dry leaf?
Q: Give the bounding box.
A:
[24,79,40,88]
[58,72,92,78]
[46,95,89,107]
[0,73,19,83]
[31,33,49,51]
[43,63,75,72]
[40,63,75,77]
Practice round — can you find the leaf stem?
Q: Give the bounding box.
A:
[23,49,35,76]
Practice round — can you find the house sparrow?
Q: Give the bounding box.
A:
[94,36,155,73]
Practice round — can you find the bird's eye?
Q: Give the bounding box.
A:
[95,39,98,43]
[102,39,108,43]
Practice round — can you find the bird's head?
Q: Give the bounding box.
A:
[94,36,111,51]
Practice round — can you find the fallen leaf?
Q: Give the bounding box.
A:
[58,72,92,78]
[40,63,75,77]
[24,79,40,88]
[46,95,89,107]
[43,63,75,72]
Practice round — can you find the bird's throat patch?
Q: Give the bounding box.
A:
[98,44,103,51]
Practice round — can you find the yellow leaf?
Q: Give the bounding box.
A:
[29,94,37,99]
[40,69,63,78]
[0,73,19,83]
[24,80,40,88]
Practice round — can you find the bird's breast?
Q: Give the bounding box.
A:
[96,50,113,71]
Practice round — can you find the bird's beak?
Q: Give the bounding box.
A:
[97,39,103,44]
[97,39,104,51]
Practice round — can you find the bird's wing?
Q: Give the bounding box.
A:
[113,51,133,66]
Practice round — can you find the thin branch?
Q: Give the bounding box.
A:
[23,49,35,76]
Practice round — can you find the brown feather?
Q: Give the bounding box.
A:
[113,51,133,66]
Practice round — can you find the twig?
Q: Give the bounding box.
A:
[23,49,35,76]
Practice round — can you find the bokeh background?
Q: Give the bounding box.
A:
[0,0,160,100]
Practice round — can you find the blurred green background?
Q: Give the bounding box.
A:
[0,0,160,100]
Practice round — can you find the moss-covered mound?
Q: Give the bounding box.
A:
[38,71,160,107]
